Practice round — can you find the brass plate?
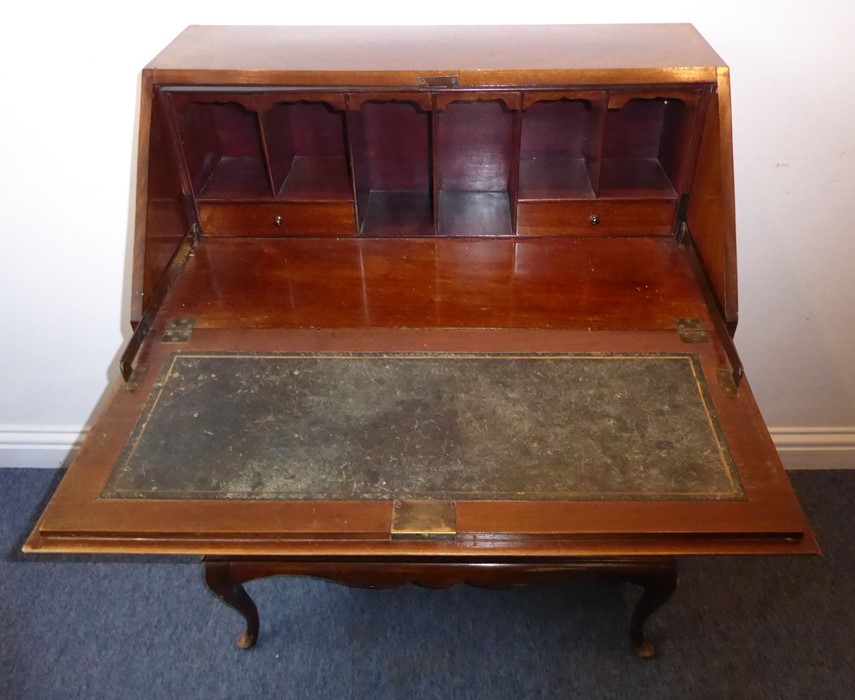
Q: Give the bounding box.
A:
[391,500,457,540]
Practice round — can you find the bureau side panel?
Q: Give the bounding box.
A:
[131,74,193,325]
[686,68,738,325]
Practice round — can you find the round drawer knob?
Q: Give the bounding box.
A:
[274,215,283,227]
[589,214,600,226]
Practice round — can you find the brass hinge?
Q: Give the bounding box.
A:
[676,318,709,344]
[125,364,149,391]
[162,317,195,343]
[391,500,457,541]
[676,220,690,245]
[674,193,691,243]
[716,368,739,397]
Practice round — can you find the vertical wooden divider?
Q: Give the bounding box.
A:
[342,93,361,235]
[344,94,364,235]
[253,99,277,199]
[430,92,440,235]
[508,92,524,234]
[587,92,608,199]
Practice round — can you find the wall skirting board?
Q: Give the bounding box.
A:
[770,427,855,470]
[0,425,86,470]
[0,424,853,470]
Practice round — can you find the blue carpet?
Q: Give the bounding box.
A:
[1,469,853,699]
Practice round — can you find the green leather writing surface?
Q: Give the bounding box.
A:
[103,352,743,501]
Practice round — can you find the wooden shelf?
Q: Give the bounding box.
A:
[279,156,352,202]
[436,99,517,235]
[518,158,595,200]
[360,190,433,237]
[600,96,695,198]
[520,96,602,199]
[599,158,677,199]
[349,100,433,236]
[175,100,272,201]
[264,101,349,200]
[198,156,271,201]
[438,191,513,236]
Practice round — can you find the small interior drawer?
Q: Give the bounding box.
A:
[517,199,677,236]
[199,202,356,236]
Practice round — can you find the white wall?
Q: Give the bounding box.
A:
[1,2,853,468]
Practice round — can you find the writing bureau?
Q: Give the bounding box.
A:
[25,24,818,658]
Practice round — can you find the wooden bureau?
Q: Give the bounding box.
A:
[25,24,817,658]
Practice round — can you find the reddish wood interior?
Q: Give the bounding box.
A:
[161,236,714,331]
[176,100,271,201]
[262,101,351,201]
[164,87,709,237]
[436,100,517,235]
[519,99,599,200]
[348,100,433,236]
[600,98,694,198]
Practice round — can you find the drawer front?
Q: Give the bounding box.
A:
[517,199,677,236]
[199,202,356,236]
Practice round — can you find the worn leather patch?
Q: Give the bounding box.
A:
[103,352,743,501]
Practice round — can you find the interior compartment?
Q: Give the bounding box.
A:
[169,89,701,236]
[175,100,272,201]
[436,100,517,236]
[261,101,352,202]
[600,97,694,198]
[348,100,433,236]
[519,98,600,200]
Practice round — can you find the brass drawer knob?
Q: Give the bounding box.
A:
[589,214,600,226]
[274,215,283,227]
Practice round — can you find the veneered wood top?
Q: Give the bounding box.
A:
[145,25,725,86]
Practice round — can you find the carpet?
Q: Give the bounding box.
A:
[1,469,852,699]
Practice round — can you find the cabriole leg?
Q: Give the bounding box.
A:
[204,561,260,649]
[628,561,679,659]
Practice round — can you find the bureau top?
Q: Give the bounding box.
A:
[145,24,726,85]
